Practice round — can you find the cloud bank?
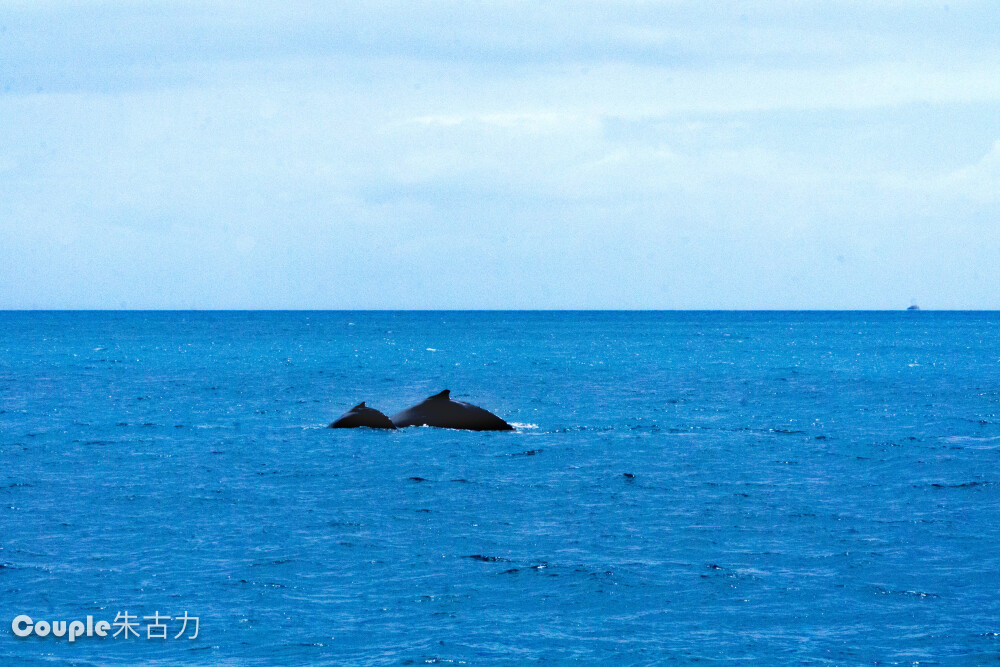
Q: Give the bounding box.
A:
[2,1,999,308]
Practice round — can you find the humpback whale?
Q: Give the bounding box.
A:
[390,390,514,431]
[329,402,397,429]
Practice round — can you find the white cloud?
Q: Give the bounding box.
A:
[2,2,1000,307]
[937,140,1000,203]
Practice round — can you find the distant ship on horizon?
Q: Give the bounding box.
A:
[907,304,921,311]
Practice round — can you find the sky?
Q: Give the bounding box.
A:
[1,1,999,309]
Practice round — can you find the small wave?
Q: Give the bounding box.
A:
[464,554,512,563]
[510,422,538,429]
[238,579,287,589]
[872,585,938,598]
[554,425,614,433]
[499,565,552,575]
[943,435,1000,444]
[250,559,293,567]
[928,481,993,489]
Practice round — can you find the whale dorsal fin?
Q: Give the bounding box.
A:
[353,401,366,409]
[429,389,450,400]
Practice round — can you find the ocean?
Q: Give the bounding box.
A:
[2,311,999,664]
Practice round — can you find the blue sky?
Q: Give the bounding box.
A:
[2,1,999,308]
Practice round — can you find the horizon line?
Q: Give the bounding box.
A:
[0,308,992,313]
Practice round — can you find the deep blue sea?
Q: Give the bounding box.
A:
[2,311,1000,665]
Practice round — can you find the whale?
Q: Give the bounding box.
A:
[329,402,397,429]
[390,390,513,431]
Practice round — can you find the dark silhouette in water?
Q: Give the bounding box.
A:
[391,390,513,431]
[907,304,921,311]
[329,402,396,429]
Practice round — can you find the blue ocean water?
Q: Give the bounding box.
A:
[2,311,999,665]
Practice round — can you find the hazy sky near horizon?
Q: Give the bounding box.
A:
[2,1,999,308]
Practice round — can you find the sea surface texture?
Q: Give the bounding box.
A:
[2,311,999,665]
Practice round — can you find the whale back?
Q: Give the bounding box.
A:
[390,390,513,431]
[329,402,397,429]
